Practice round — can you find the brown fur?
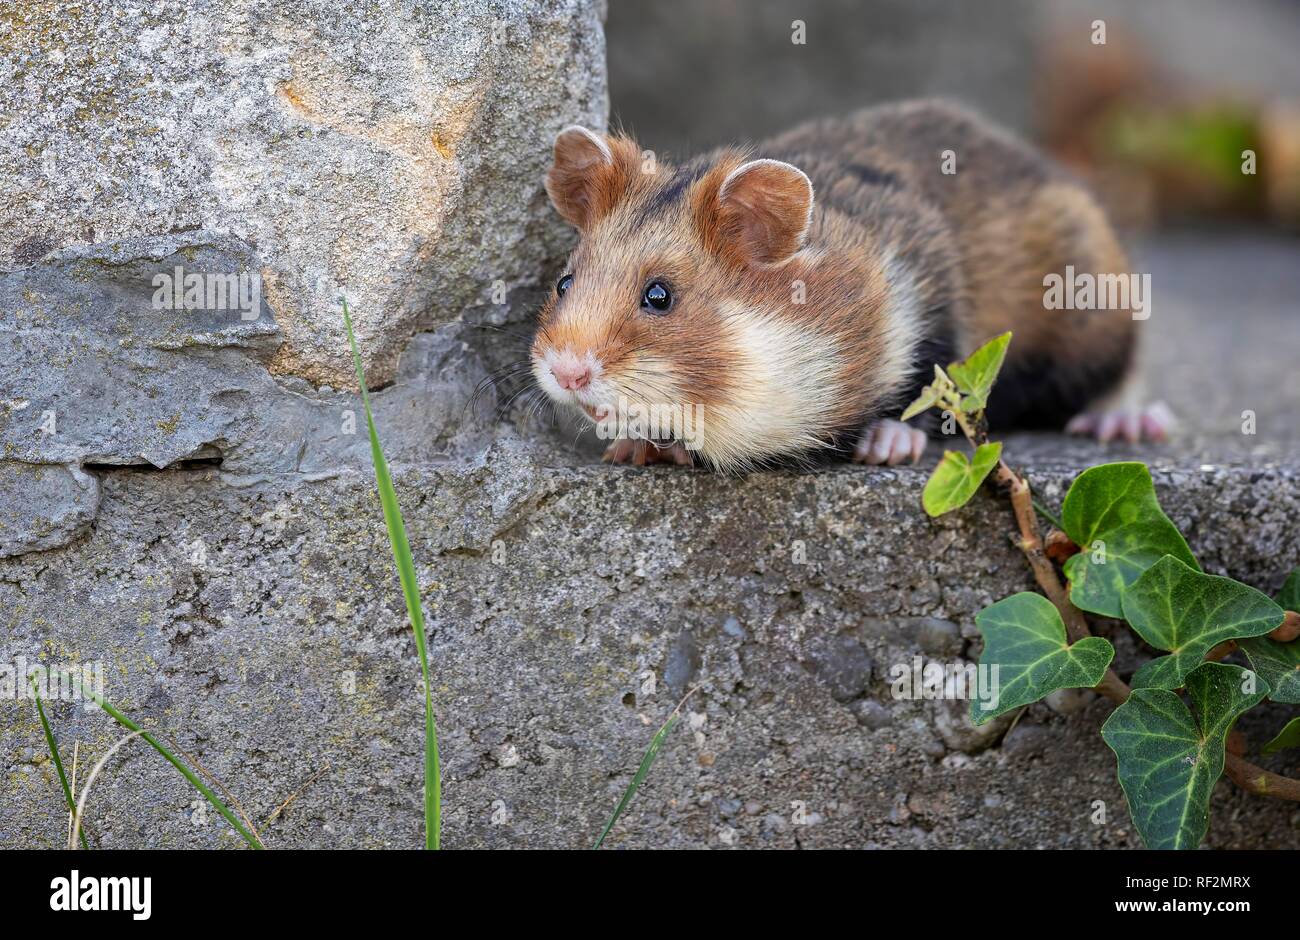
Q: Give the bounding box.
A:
[533,101,1138,470]
[762,101,1138,426]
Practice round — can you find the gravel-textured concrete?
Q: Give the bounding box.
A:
[3,438,1299,849]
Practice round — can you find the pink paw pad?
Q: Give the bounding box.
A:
[853,419,928,466]
[1065,402,1175,443]
[602,439,694,466]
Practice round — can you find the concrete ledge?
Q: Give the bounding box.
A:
[4,443,1298,848]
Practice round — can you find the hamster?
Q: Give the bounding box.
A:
[530,99,1170,471]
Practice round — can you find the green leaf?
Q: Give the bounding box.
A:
[1122,556,1284,689]
[1237,569,1300,704]
[595,710,681,849]
[1061,462,1199,618]
[1262,717,1300,754]
[922,442,1002,517]
[1101,662,1269,850]
[1239,636,1300,703]
[946,332,1011,411]
[30,676,90,850]
[343,299,441,850]
[901,366,957,421]
[1277,569,1300,612]
[970,593,1115,725]
[900,385,942,422]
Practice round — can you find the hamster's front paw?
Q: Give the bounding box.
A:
[1065,401,1175,443]
[602,439,694,466]
[852,419,927,466]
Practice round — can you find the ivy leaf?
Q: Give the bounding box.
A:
[970,592,1115,725]
[922,442,1002,517]
[1101,662,1269,850]
[1061,462,1199,618]
[901,365,957,421]
[1263,717,1300,754]
[946,332,1011,412]
[1277,568,1300,612]
[1239,570,1300,703]
[1239,637,1300,703]
[1123,556,1284,689]
[900,384,942,422]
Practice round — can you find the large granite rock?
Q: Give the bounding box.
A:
[0,0,606,556]
[0,0,605,387]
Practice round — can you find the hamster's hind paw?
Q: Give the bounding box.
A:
[1065,401,1175,443]
[853,419,928,466]
[602,439,694,466]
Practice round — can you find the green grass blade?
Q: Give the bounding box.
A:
[1032,497,1064,532]
[58,671,263,849]
[30,676,91,850]
[594,711,682,849]
[342,298,441,850]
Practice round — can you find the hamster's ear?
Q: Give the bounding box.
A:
[545,126,621,230]
[714,159,814,265]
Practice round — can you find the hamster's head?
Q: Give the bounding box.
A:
[531,126,849,472]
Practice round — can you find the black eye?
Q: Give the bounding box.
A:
[642,280,672,313]
[556,274,573,297]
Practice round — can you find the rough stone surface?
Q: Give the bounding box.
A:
[0,231,497,481]
[3,445,1299,849]
[1,0,606,556]
[0,462,99,558]
[0,0,606,386]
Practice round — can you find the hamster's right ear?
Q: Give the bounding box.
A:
[711,158,814,266]
[545,126,625,230]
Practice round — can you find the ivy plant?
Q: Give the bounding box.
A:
[904,332,1300,849]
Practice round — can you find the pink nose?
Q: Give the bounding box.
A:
[552,363,591,391]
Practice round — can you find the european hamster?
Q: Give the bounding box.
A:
[530,100,1170,471]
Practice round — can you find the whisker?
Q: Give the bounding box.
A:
[465,322,538,344]
[462,360,536,423]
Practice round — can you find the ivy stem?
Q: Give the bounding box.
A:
[994,463,1083,638]
[1273,610,1300,643]
[946,402,1130,700]
[1224,753,1300,800]
[1205,640,1237,662]
[989,460,1133,703]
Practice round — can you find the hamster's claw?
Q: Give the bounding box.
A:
[603,439,694,467]
[853,419,928,466]
[1066,401,1175,443]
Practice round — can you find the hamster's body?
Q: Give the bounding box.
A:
[531,100,1168,471]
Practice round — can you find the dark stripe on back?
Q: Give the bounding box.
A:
[632,161,709,226]
[845,162,901,190]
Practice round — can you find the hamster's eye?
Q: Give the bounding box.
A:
[642,280,672,314]
[556,274,573,297]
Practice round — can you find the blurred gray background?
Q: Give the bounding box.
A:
[608,0,1300,166]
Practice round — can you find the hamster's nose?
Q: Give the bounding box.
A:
[552,362,591,391]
